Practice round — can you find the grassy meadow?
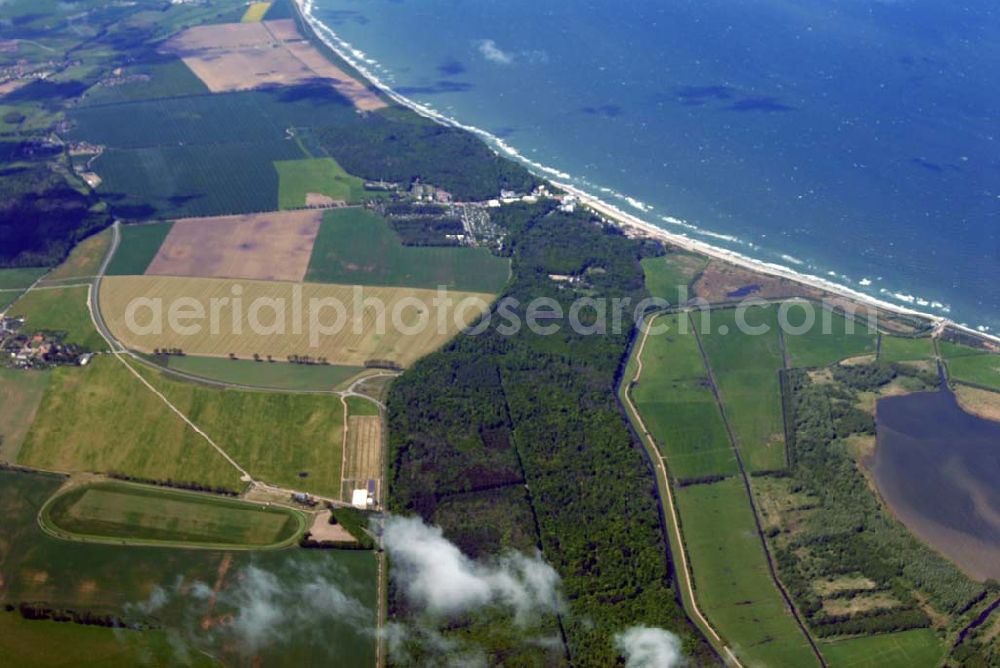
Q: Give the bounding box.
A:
[105,222,173,275]
[166,354,365,391]
[0,267,47,310]
[879,335,937,363]
[38,226,113,283]
[0,611,218,668]
[18,356,244,489]
[0,368,50,463]
[631,314,737,480]
[141,365,348,497]
[17,354,348,497]
[7,285,106,351]
[42,481,303,547]
[784,310,877,368]
[945,350,1000,391]
[819,628,944,668]
[677,478,818,666]
[700,306,787,472]
[0,267,48,290]
[346,395,380,416]
[275,157,367,208]
[641,251,708,304]
[306,208,511,293]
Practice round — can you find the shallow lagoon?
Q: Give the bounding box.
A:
[874,389,1000,580]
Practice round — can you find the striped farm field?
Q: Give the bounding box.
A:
[341,415,382,502]
[241,2,271,22]
[41,481,304,548]
[99,275,494,368]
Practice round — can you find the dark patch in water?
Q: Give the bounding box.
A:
[580,104,623,118]
[912,157,944,173]
[726,284,760,298]
[874,389,1000,579]
[437,58,466,76]
[727,96,796,112]
[396,81,474,95]
[674,85,735,105]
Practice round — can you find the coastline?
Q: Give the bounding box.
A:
[293,0,999,348]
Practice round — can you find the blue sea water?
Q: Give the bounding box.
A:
[311,0,1000,332]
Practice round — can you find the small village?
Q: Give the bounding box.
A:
[0,316,93,370]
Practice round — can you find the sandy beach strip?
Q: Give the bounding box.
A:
[292,0,999,347]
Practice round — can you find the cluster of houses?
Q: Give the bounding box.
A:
[0,317,92,370]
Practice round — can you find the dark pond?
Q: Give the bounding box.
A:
[874,387,1000,580]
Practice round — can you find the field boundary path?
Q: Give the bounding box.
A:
[621,315,742,667]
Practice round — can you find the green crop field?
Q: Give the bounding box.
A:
[105,221,173,275]
[0,469,377,667]
[166,355,365,391]
[40,227,113,284]
[306,208,510,293]
[79,58,210,107]
[631,314,737,480]
[68,88,358,150]
[784,309,877,368]
[641,251,708,303]
[700,306,787,472]
[0,611,217,668]
[0,267,47,290]
[0,267,47,310]
[946,351,1000,391]
[346,395,380,417]
[18,355,348,497]
[820,628,944,668]
[676,478,818,667]
[938,341,988,359]
[19,356,244,489]
[879,335,937,363]
[275,157,368,208]
[0,368,50,463]
[94,141,304,220]
[7,285,105,351]
[42,481,303,548]
[135,362,347,497]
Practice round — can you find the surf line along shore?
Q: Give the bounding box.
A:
[291,0,999,348]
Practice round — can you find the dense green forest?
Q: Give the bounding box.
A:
[0,148,109,267]
[773,364,985,638]
[386,202,712,663]
[315,109,538,201]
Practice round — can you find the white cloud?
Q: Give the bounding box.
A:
[381,514,563,624]
[614,626,685,668]
[223,564,369,652]
[477,39,514,65]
